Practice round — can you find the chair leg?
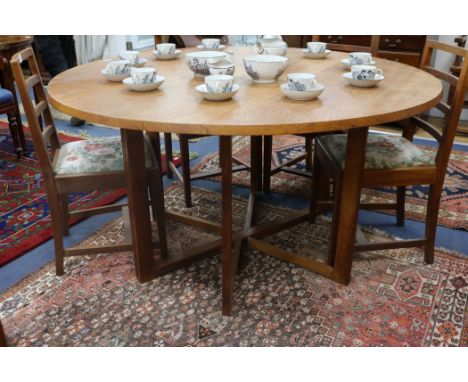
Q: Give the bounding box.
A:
[179,135,192,208]
[7,112,23,160]
[396,186,406,226]
[309,149,322,223]
[48,192,65,276]
[327,178,343,266]
[424,182,443,264]
[263,135,272,193]
[148,169,169,258]
[60,193,70,236]
[163,133,173,178]
[14,106,27,156]
[305,135,313,171]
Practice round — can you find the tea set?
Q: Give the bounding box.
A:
[100,36,386,100]
[152,43,181,60]
[254,35,288,56]
[196,38,226,51]
[196,74,240,101]
[281,72,325,100]
[341,52,376,68]
[341,52,384,87]
[119,50,148,67]
[123,67,165,92]
[302,42,331,59]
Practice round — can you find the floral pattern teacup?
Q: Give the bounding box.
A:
[157,43,176,55]
[307,42,327,53]
[120,51,141,65]
[351,65,384,80]
[349,52,373,65]
[205,74,234,93]
[202,38,220,49]
[131,67,157,84]
[105,60,131,75]
[287,73,318,91]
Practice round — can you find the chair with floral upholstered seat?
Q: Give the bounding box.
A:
[309,39,468,268]
[10,47,168,276]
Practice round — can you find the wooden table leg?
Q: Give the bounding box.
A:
[250,136,263,192]
[220,136,233,316]
[121,129,155,283]
[332,127,368,285]
[263,135,272,193]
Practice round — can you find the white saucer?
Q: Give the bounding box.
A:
[280,83,325,101]
[302,49,331,59]
[101,69,130,82]
[131,58,148,68]
[343,72,384,88]
[122,76,165,92]
[196,44,226,51]
[196,83,239,101]
[341,58,377,69]
[152,49,181,60]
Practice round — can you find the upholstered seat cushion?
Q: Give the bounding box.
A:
[0,88,14,105]
[318,133,434,170]
[54,136,155,175]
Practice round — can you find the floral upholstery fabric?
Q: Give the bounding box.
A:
[54,136,155,175]
[318,133,434,170]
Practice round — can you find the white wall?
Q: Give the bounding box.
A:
[431,35,468,120]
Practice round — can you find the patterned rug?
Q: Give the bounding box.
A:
[0,122,180,266]
[1,185,467,346]
[192,135,468,230]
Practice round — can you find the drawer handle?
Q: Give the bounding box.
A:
[384,38,402,48]
[328,35,343,43]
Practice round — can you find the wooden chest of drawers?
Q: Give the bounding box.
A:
[318,35,427,67]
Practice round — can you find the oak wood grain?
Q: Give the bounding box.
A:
[47,47,443,136]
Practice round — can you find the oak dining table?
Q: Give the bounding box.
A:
[47,46,442,315]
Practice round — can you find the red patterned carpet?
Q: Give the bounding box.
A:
[1,186,466,346]
[193,135,468,230]
[0,123,178,266]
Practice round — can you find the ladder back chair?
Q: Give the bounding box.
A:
[10,47,168,276]
[309,39,468,277]
[262,37,381,192]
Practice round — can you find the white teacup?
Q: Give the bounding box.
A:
[157,43,176,55]
[131,67,157,84]
[351,65,384,80]
[105,60,131,75]
[202,38,220,49]
[349,52,373,65]
[120,51,141,65]
[287,73,318,91]
[205,74,234,93]
[307,42,327,53]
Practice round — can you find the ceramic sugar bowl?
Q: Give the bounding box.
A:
[254,35,288,56]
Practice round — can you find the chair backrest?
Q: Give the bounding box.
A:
[9,47,61,182]
[417,40,468,176]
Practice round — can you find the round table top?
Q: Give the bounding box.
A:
[48,46,443,136]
